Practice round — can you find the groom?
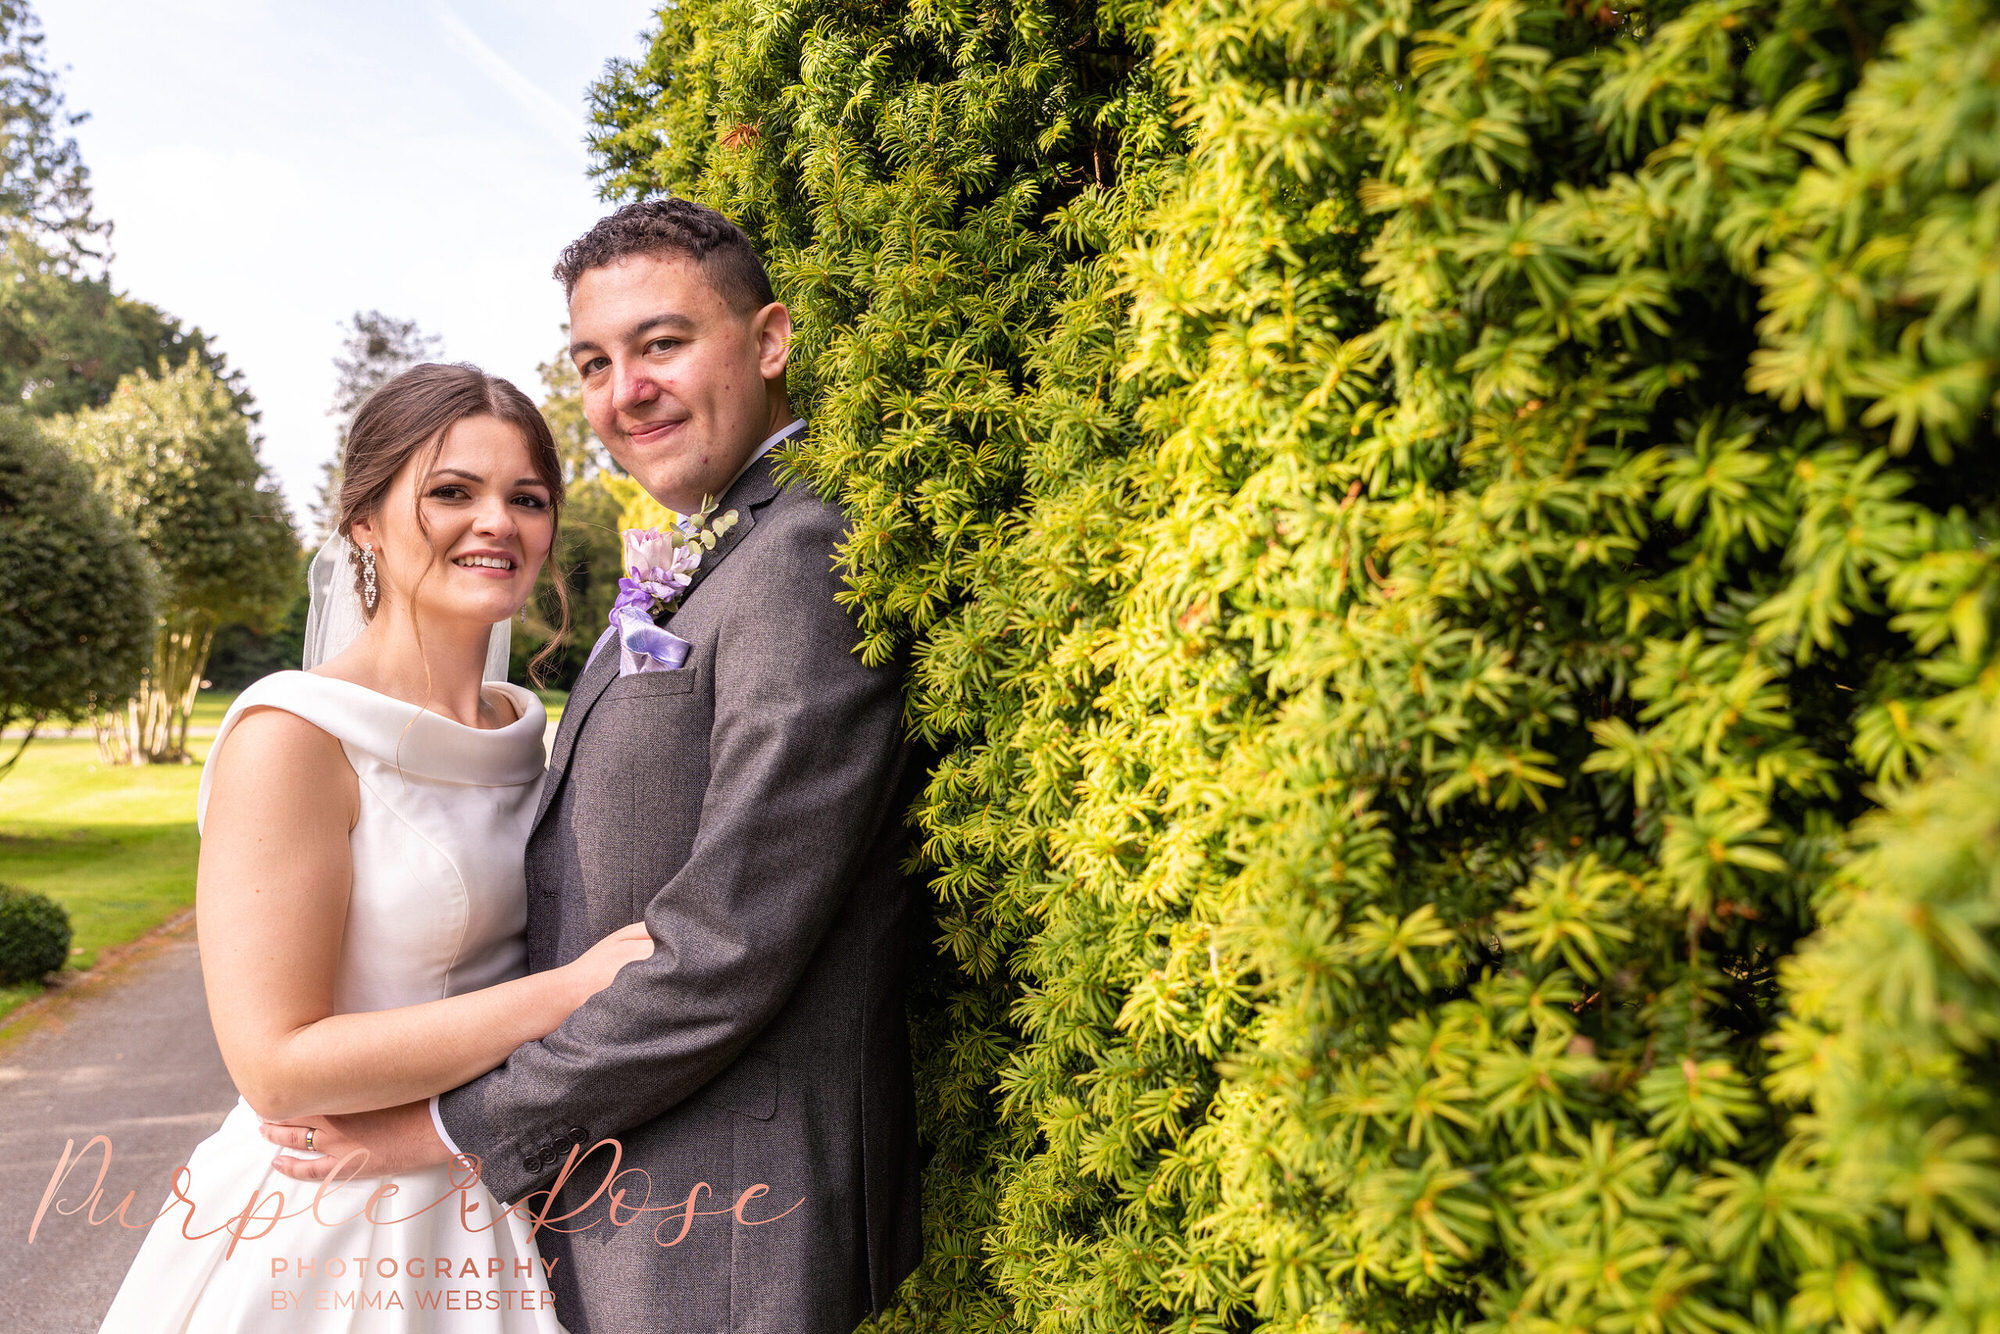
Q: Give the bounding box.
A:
[266,199,924,1333]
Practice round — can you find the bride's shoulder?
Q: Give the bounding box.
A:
[197,673,359,833]
[216,671,358,742]
[221,676,345,738]
[211,699,349,779]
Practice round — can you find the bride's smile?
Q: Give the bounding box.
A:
[350,412,555,638]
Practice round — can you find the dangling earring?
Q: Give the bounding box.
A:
[518,604,527,626]
[360,544,378,613]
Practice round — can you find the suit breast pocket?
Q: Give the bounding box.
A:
[600,665,698,699]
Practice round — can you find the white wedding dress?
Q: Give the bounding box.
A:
[98,670,567,1333]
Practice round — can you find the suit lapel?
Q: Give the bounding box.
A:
[533,635,621,830]
[660,451,782,622]
[532,447,792,834]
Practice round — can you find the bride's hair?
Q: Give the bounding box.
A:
[336,362,571,685]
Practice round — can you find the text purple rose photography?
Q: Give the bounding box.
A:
[2,0,1997,1331]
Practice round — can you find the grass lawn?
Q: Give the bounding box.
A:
[188,690,240,731]
[537,687,566,728]
[0,730,211,1022]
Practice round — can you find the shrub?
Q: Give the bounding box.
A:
[0,884,72,986]
[593,0,2000,1328]
[0,407,154,777]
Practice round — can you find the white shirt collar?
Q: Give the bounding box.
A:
[724,417,806,497]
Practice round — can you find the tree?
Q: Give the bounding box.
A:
[329,309,442,432]
[509,473,623,686]
[0,407,151,777]
[0,0,106,273]
[309,310,441,539]
[538,326,613,482]
[500,329,624,685]
[0,233,250,417]
[592,0,2000,1329]
[54,363,297,763]
[0,3,243,418]
[201,564,310,690]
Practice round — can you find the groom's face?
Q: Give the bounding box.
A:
[568,252,791,514]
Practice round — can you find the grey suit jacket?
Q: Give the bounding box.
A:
[438,451,923,1334]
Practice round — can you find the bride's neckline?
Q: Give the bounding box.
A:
[292,670,535,733]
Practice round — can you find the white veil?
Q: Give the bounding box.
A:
[302,533,511,681]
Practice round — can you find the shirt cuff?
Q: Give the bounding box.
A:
[429,1095,467,1161]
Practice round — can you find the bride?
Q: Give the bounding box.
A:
[97,363,646,1332]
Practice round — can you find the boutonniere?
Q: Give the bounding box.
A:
[608,498,740,674]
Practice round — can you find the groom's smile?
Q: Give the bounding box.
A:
[622,413,691,454]
[567,252,793,515]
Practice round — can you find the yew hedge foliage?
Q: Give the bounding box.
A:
[591,0,2000,1328]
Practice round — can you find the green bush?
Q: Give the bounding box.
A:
[0,884,72,986]
[0,407,154,775]
[592,0,2000,1328]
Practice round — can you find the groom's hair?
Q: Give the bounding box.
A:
[554,197,776,314]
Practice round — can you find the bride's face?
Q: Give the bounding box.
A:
[350,414,555,630]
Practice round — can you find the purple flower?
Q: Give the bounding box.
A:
[611,577,653,617]
[639,574,691,603]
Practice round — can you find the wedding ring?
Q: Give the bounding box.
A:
[305,1127,316,1153]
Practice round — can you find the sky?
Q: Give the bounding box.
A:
[38,0,663,520]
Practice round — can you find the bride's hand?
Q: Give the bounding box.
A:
[562,921,655,1008]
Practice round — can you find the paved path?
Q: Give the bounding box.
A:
[0,918,238,1333]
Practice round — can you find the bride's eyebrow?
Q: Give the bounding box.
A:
[427,468,547,489]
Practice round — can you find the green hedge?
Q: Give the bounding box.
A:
[592,0,2000,1328]
[0,884,72,986]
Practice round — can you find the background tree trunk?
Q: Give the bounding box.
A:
[89,699,129,766]
[116,609,215,765]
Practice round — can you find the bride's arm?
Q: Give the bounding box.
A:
[195,706,646,1122]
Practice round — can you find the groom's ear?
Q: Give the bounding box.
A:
[751,302,792,383]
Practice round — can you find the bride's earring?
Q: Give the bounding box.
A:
[360,544,378,613]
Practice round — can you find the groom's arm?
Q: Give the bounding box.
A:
[435,502,911,1205]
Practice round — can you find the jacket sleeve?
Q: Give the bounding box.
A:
[435,500,910,1205]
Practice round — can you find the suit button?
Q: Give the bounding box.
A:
[569,1125,588,1143]
[523,1156,541,1174]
